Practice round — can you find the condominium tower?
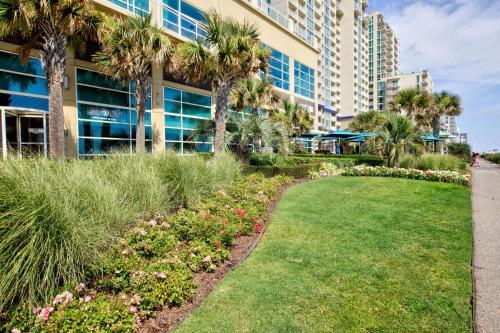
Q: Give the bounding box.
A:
[368,12,400,111]
[384,70,434,107]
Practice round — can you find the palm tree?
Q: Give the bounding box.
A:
[173,11,269,154]
[390,88,420,116]
[349,110,385,133]
[231,77,275,151]
[231,76,274,115]
[371,112,422,167]
[430,91,462,152]
[272,100,313,137]
[93,14,172,153]
[0,0,102,158]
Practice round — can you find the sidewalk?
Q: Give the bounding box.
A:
[472,159,500,333]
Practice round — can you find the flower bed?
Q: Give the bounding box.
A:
[310,164,471,187]
[1,174,292,332]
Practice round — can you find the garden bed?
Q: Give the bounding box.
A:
[1,172,292,332]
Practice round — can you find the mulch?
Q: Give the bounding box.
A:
[139,180,301,333]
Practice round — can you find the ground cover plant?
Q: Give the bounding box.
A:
[1,169,291,332]
[0,152,240,316]
[176,177,472,332]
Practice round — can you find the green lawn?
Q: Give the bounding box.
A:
[175,177,472,333]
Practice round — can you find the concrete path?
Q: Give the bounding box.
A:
[472,159,500,333]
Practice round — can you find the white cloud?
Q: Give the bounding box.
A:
[385,0,500,85]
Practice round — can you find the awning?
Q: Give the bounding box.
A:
[422,135,444,142]
[318,104,338,114]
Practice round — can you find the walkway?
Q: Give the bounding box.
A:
[472,159,500,333]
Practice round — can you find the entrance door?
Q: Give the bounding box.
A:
[20,116,46,157]
[1,112,47,158]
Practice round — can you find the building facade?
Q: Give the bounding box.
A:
[0,0,319,158]
[367,12,400,111]
[383,70,434,107]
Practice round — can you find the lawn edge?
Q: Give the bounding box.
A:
[139,179,305,333]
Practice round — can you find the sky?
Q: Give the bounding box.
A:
[368,0,500,152]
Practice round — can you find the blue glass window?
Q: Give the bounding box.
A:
[294,60,315,99]
[76,68,152,156]
[262,45,290,91]
[0,51,48,111]
[162,0,206,41]
[108,0,148,16]
[164,86,212,153]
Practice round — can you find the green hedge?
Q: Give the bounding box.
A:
[249,153,385,167]
[243,163,322,179]
[482,153,500,164]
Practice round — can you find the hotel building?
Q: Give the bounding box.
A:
[383,70,435,107]
[0,0,319,158]
[367,12,400,111]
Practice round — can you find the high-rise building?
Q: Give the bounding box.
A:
[338,0,370,119]
[384,70,434,107]
[367,12,400,111]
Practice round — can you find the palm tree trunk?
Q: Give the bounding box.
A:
[214,82,232,154]
[40,29,67,159]
[134,80,148,153]
[432,116,442,154]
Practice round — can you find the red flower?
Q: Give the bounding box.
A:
[223,221,229,225]
[255,224,264,233]
[215,239,221,248]
[236,209,246,218]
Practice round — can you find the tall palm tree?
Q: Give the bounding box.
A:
[173,11,269,154]
[0,0,102,158]
[272,100,313,137]
[231,77,274,151]
[349,110,385,133]
[93,14,173,153]
[371,112,422,167]
[430,91,462,152]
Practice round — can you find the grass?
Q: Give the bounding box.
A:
[176,177,472,333]
[0,152,241,311]
[482,153,500,164]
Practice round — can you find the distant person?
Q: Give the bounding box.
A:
[472,153,481,167]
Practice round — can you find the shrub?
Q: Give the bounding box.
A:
[482,153,500,164]
[248,153,384,167]
[0,153,240,313]
[448,143,471,162]
[397,154,461,171]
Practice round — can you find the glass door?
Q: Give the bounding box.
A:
[19,116,46,157]
[5,113,19,156]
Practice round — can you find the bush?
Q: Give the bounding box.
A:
[398,154,461,171]
[243,164,321,179]
[448,143,471,162]
[248,153,384,167]
[0,153,240,313]
[2,174,291,332]
[482,153,500,164]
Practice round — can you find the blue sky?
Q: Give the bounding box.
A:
[368,0,500,152]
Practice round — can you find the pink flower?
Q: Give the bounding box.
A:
[38,306,54,321]
[215,240,221,248]
[137,228,147,236]
[131,294,142,305]
[120,294,128,300]
[32,306,42,314]
[149,219,157,227]
[202,256,212,264]
[129,306,138,314]
[53,294,63,305]
[11,328,21,333]
[161,223,170,229]
[84,295,92,302]
[75,283,85,292]
[190,253,196,258]
[218,190,228,197]
[255,224,264,233]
